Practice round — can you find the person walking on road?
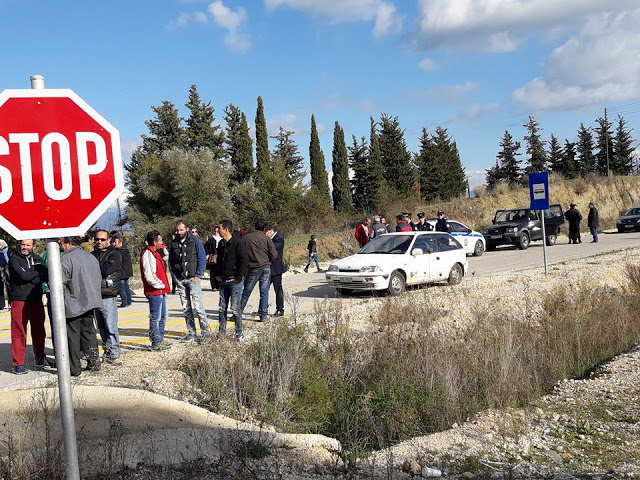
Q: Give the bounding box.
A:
[588,202,599,243]
[214,220,249,341]
[60,236,102,377]
[240,219,278,322]
[8,239,49,374]
[265,221,286,317]
[141,230,172,351]
[169,220,210,343]
[304,235,321,273]
[565,203,583,244]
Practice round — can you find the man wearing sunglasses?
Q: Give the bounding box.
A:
[91,230,123,364]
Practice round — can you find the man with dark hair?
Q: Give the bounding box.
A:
[395,214,412,232]
[8,239,49,374]
[565,203,583,244]
[141,230,171,350]
[214,220,249,341]
[265,221,285,317]
[435,211,449,233]
[240,219,278,322]
[169,220,210,343]
[355,218,371,247]
[588,202,599,243]
[110,231,133,307]
[60,236,102,377]
[91,229,123,364]
[415,212,432,231]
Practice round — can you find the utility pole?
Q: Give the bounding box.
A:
[605,108,611,177]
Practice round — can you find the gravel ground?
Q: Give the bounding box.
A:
[62,246,640,478]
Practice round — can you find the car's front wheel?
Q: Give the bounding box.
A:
[448,263,463,285]
[473,240,484,256]
[545,233,557,246]
[517,232,530,250]
[387,270,405,296]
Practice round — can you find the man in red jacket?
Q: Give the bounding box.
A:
[355,218,371,247]
[140,230,171,351]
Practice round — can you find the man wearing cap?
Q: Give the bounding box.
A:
[435,211,448,233]
[564,203,582,244]
[415,212,432,231]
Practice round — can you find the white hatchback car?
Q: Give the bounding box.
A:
[326,232,469,296]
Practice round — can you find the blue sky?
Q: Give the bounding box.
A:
[2,0,640,191]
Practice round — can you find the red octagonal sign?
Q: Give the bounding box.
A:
[0,88,123,240]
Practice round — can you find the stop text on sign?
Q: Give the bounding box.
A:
[0,132,107,203]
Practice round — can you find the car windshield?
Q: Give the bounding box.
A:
[624,207,640,216]
[359,235,413,254]
[495,209,528,223]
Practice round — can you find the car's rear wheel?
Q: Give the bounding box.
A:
[387,270,405,296]
[517,232,530,250]
[473,240,484,256]
[336,288,352,296]
[448,263,463,285]
[545,234,557,246]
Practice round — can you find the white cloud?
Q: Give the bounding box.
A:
[414,0,637,52]
[513,9,640,110]
[447,103,500,124]
[169,1,251,53]
[267,113,299,137]
[265,0,402,37]
[120,138,141,164]
[418,58,438,72]
[408,82,477,104]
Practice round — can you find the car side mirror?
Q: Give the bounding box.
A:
[411,248,423,256]
[492,219,496,224]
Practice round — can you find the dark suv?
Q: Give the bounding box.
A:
[482,204,565,250]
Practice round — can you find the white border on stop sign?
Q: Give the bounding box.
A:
[0,88,124,240]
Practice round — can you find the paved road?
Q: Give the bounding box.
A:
[2,230,640,388]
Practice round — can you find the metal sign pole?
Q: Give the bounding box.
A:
[31,76,80,480]
[540,210,548,277]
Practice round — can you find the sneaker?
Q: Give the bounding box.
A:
[103,356,122,366]
[274,310,284,317]
[180,334,196,344]
[152,342,172,351]
[34,357,55,370]
[235,334,244,343]
[304,267,308,273]
[12,365,28,375]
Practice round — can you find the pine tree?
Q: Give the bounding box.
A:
[255,96,270,179]
[485,159,502,190]
[576,123,595,176]
[309,114,330,202]
[331,121,352,213]
[140,101,184,156]
[271,127,304,184]
[548,134,563,175]
[367,117,384,211]
[184,84,224,158]
[496,130,522,185]
[379,113,414,196]
[416,127,441,201]
[612,115,635,175]
[349,136,371,212]
[523,116,547,173]
[562,140,578,179]
[224,104,253,184]
[594,116,614,176]
[433,127,465,201]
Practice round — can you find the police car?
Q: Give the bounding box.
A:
[426,219,485,256]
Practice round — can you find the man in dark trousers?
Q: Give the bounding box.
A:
[60,236,102,376]
[92,229,123,363]
[265,221,286,317]
[214,220,249,341]
[435,211,449,232]
[565,203,583,244]
[588,202,599,243]
[8,239,49,374]
[110,231,134,307]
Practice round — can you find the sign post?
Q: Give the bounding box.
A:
[529,171,550,277]
[0,76,123,480]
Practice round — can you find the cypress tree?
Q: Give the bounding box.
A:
[497,130,522,185]
[349,136,371,212]
[562,140,578,179]
[446,140,466,200]
[485,160,502,190]
[367,117,384,211]
[309,114,330,202]
[379,113,414,195]
[432,126,465,201]
[612,115,634,175]
[184,84,224,158]
[576,123,595,176]
[416,127,440,201]
[547,134,563,174]
[523,116,547,173]
[271,127,304,184]
[331,121,352,213]
[594,116,614,176]
[255,96,270,179]
[224,104,253,184]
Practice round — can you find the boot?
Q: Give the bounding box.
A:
[304,267,308,273]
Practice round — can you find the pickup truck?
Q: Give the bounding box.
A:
[482,204,565,250]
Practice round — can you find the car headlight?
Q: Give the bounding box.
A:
[506,227,518,233]
[360,266,382,273]
[328,265,339,272]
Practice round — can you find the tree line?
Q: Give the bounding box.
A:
[486,115,636,188]
[125,85,467,234]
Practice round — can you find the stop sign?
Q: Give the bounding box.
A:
[0,88,123,240]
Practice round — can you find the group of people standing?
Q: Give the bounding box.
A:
[354,210,450,247]
[565,202,599,244]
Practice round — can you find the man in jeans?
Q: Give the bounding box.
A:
[92,229,123,364]
[240,219,278,322]
[140,230,171,350]
[169,220,210,343]
[214,220,248,341]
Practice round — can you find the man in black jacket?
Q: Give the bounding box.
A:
[8,239,49,374]
[214,220,249,341]
[110,231,134,307]
[265,221,285,317]
[92,229,123,363]
[565,203,583,244]
[588,202,599,243]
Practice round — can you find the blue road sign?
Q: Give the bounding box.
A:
[529,172,549,210]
